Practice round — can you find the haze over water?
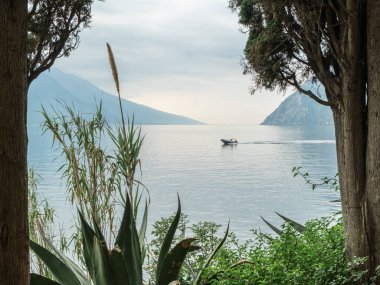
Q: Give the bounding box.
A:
[28,124,339,240]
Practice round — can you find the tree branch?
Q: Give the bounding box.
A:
[284,76,333,107]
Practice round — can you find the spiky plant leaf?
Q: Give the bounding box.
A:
[109,246,130,285]
[157,238,200,285]
[261,216,283,235]
[275,212,305,233]
[193,223,230,285]
[40,234,91,285]
[30,240,81,285]
[115,193,142,285]
[139,200,149,262]
[93,217,106,242]
[156,196,181,280]
[78,210,97,280]
[92,237,112,285]
[30,273,61,285]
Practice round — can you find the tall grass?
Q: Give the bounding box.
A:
[40,44,147,257]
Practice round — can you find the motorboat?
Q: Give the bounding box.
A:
[221,138,238,145]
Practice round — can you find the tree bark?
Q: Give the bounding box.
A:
[366,0,380,281]
[327,0,369,267]
[333,75,369,262]
[0,1,29,285]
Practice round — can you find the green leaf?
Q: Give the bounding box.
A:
[40,234,91,285]
[30,273,61,285]
[109,246,130,285]
[139,201,148,245]
[78,210,96,280]
[260,216,283,235]
[156,196,181,281]
[92,217,106,243]
[115,193,142,285]
[92,237,112,285]
[139,200,149,262]
[157,238,200,285]
[275,212,305,233]
[193,223,230,285]
[260,232,274,241]
[30,240,81,285]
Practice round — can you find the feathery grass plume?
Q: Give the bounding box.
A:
[106,42,120,95]
[106,43,127,140]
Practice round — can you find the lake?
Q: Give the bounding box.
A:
[28,124,339,240]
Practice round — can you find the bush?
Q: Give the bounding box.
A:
[147,215,244,284]
[206,216,369,285]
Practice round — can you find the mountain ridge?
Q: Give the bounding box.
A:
[28,69,204,127]
[261,82,333,126]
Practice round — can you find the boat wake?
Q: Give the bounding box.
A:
[239,140,336,145]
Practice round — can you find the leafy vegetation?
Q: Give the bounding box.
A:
[292,167,339,192]
[206,217,373,285]
[146,214,236,285]
[30,194,204,285]
[147,212,380,285]
[27,0,97,85]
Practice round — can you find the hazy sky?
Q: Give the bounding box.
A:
[55,0,289,124]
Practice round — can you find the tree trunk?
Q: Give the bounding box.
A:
[332,76,369,263]
[0,1,29,285]
[330,0,370,268]
[366,0,380,281]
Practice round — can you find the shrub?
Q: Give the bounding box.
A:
[206,216,370,285]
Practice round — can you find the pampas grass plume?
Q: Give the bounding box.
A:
[106,42,120,95]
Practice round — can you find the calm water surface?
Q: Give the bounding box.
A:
[28,125,339,240]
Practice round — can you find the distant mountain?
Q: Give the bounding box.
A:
[28,69,204,127]
[261,82,333,125]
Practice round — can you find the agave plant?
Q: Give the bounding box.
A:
[30,194,229,285]
[31,195,193,285]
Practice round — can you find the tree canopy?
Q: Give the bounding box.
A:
[229,0,366,108]
[27,0,99,85]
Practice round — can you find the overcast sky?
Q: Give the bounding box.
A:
[55,0,288,124]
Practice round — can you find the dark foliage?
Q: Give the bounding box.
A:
[229,0,366,108]
[27,0,100,85]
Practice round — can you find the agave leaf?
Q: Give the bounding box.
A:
[109,246,130,285]
[157,238,200,285]
[275,212,305,233]
[260,216,282,235]
[78,210,97,280]
[156,196,181,280]
[139,200,149,262]
[115,193,142,285]
[40,234,91,285]
[193,222,230,285]
[30,273,61,285]
[92,217,106,242]
[92,237,112,285]
[30,240,81,285]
